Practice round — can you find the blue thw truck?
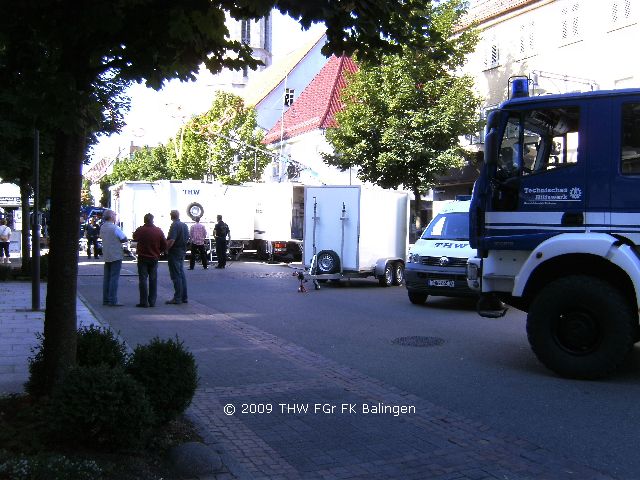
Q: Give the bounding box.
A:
[467,78,640,379]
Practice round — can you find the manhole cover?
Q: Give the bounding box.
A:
[391,336,445,347]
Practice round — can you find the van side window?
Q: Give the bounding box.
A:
[621,103,640,175]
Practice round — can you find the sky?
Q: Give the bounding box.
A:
[87,12,325,169]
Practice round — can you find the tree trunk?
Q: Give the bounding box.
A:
[20,176,31,276]
[413,188,423,231]
[42,131,85,392]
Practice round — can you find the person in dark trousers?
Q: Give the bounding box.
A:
[133,213,167,308]
[85,216,101,258]
[100,209,128,306]
[214,214,230,268]
[166,209,189,304]
[188,216,208,270]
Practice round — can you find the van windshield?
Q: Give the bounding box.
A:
[420,212,469,241]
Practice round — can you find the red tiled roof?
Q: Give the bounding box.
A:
[263,55,358,145]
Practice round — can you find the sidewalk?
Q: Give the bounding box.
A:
[2,275,615,479]
[0,281,100,395]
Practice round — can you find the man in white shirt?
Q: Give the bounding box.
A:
[0,219,11,264]
[99,209,128,306]
[188,216,208,270]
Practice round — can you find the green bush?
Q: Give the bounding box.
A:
[0,265,10,282]
[25,326,128,398]
[0,452,102,480]
[19,254,49,280]
[126,337,198,423]
[45,365,155,450]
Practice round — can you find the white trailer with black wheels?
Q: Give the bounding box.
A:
[302,185,409,288]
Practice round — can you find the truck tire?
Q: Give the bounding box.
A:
[315,250,340,274]
[408,291,427,305]
[526,275,636,379]
[392,262,404,286]
[378,263,393,287]
[186,202,204,221]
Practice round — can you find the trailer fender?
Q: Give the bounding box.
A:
[513,233,640,307]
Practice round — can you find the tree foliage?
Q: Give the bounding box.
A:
[169,91,271,183]
[0,0,448,394]
[324,0,482,224]
[107,145,172,184]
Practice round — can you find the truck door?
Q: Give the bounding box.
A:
[487,105,586,250]
[608,97,640,242]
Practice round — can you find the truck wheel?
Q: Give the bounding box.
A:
[378,263,393,287]
[408,291,427,305]
[315,250,340,274]
[526,275,635,379]
[392,262,404,286]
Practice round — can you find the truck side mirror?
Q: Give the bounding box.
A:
[483,111,502,166]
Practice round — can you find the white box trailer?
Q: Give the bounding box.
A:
[248,182,304,260]
[303,185,409,287]
[110,180,255,258]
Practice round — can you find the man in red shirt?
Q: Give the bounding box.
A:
[132,213,167,308]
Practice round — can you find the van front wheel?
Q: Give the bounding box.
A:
[408,291,427,305]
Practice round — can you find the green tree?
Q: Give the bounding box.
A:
[0,0,446,394]
[325,0,482,228]
[170,91,270,183]
[107,144,172,184]
[80,178,94,207]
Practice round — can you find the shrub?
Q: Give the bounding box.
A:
[45,365,155,450]
[0,265,10,282]
[0,453,102,480]
[126,337,198,423]
[25,326,127,398]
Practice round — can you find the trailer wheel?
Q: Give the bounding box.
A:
[315,250,340,274]
[526,275,635,379]
[408,291,427,305]
[392,262,404,286]
[378,263,393,287]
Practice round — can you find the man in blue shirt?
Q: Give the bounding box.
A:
[166,209,189,304]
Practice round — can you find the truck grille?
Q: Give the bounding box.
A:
[419,256,467,268]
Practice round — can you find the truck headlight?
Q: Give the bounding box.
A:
[466,263,479,281]
[407,253,420,263]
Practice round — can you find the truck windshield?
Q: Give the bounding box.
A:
[421,212,469,241]
[496,107,580,180]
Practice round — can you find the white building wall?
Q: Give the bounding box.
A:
[462,0,640,108]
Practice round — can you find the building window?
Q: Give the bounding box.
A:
[484,39,500,70]
[241,20,251,45]
[561,2,581,41]
[284,88,295,106]
[519,21,535,57]
[263,14,272,52]
[611,0,633,28]
[621,103,640,175]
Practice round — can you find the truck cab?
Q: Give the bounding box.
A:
[405,200,476,304]
[467,78,640,378]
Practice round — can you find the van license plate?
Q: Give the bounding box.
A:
[429,279,455,288]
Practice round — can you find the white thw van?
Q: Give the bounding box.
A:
[404,200,476,304]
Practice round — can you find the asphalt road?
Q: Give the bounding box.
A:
[77,257,640,479]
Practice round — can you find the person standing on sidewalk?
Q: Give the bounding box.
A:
[85,216,101,259]
[166,209,189,304]
[188,216,208,270]
[214,214,230,269]
[0,219,11,264]
[100,209,128,306]
[133,213,167,308]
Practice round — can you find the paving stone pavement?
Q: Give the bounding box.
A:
[0,281,99,395]
[2,277,617,479]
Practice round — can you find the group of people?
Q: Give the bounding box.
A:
[100,209,230,308]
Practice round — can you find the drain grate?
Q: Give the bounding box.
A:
[391,336,445,347]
